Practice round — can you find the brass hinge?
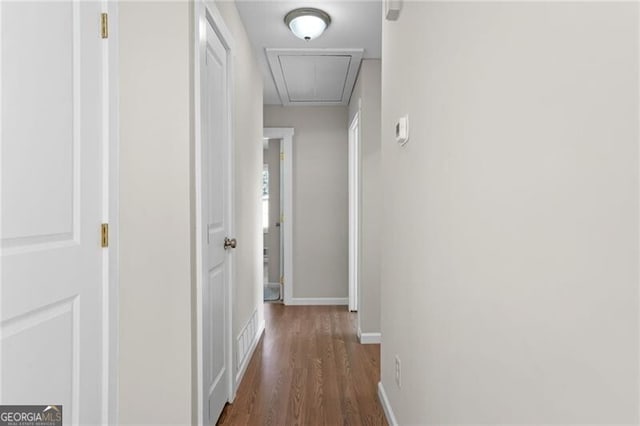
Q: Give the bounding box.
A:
[280,214,284,223]
[280,152,284,160]
[280,276,284,285]
[100,13,109,39]
[101,223,109,248]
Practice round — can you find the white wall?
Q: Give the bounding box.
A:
[118,2,193,424]
[215,0,265,387]
[264,106,349,300]
[380,2,639,424]
[349,59,382,335]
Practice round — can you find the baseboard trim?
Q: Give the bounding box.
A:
[378,382,398,426]
[235,318,265,388]
[287,297,348,306]
[357,328,381,344]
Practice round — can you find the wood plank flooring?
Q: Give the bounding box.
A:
[217,304,388,426]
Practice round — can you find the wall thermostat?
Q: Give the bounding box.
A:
[395,115,409,146]
[385,0,402,21]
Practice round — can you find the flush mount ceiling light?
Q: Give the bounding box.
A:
[284,8,331,41]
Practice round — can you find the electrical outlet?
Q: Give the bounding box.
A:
[395,355,401,388]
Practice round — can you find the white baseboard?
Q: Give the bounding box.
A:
[378,381,398,426]
[357,328,381,344]
[235,310,265,388]
[286,297,348,306]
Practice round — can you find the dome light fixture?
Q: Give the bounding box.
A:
[284,8,331,41]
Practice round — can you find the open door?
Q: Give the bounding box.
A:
[1,1,115,423]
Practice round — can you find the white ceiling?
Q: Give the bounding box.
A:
[235,1,382,105]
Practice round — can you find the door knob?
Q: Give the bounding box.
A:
[224,237,237,249]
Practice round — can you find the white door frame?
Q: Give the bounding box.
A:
[194,1,236,423]
[105,1,120,423]
[348,112,360,312]
[263,128,294,305]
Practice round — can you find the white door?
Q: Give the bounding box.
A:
[202,17,232,425]
[348,114,360,312]
[1,1,109,425]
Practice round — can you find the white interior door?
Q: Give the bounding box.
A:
[202,16,231,425]
[348,114,359,312]
[1,1,109,424]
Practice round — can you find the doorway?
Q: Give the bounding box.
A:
[263,128,294,304]
[263,138,282,301]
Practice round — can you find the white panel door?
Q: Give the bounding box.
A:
[1,1,108,425]
[202,18,231,425]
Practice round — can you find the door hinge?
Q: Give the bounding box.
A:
[101,223,109,248]
[100,13,109,39]
[280,152,284,160]
[280,276,284,285]
[280,214,284,223]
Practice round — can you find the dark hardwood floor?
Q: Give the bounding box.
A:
[217,304,388,426]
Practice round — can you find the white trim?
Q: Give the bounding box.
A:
[637,2,640,413]
[194,1,236,423]
[278,138,284,301]
[357,329,381,345]
[235,320,265,388]
[193,4,204,423]
[348,112,360,313]
[203,1,235,52]
[104,1,119,424]
[288,298,348,306]
[378,382,399,426]
[263,128,294,305]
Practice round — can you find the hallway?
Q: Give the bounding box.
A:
[3,2,639,424]
[217,304,387,425]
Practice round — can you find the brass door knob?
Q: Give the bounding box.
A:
[224,237,237,249]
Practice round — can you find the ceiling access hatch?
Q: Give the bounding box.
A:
[266,48,364,106]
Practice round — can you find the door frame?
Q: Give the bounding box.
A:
[348,112,361,312]
[105,1,120,423]
[263,128,294,305]
[193,1,236,423]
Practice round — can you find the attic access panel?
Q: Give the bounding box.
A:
[266,48,364,106]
